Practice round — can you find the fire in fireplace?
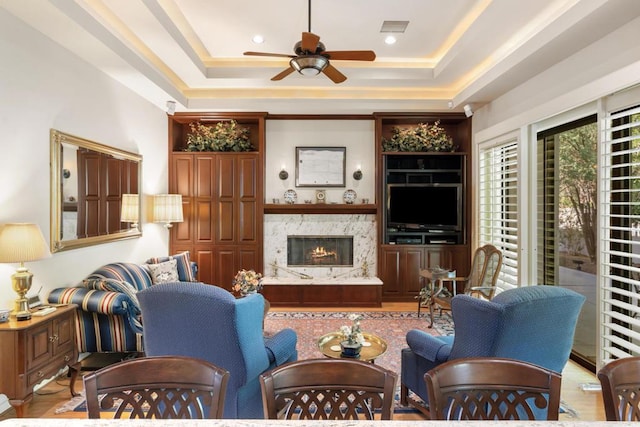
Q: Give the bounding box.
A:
[287,235,354,267]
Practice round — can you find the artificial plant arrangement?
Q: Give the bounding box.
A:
[185,120,252,152]
[382,121,455,152]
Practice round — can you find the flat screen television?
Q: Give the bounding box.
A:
[387,184,462,231]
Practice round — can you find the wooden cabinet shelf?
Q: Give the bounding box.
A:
[264,204,377,215]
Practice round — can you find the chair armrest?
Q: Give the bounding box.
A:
[47,287,143,334]
[405,329,452,362]
[264,328,298,366]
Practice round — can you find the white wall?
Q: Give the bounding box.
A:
[265,120,376,204]
[0,9,170,313]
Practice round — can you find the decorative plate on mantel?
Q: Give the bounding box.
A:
[284,189,297,204]
[343,189,357,204]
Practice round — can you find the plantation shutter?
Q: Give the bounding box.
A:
[478,138,519,291]
[600,104,640,362]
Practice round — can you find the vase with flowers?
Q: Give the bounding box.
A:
[232,269,263,297]
[339,313,364,358]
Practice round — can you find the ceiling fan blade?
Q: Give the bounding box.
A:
[322,63,347,84]
[323,50,376,61]
[271,66,296,81]
[244,51,295,58]
[301,32,321,53]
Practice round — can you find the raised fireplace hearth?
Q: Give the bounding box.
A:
[287,235,354,267]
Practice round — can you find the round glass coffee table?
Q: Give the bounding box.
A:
[317,332,387,363]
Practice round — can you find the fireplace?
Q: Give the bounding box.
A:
[287,235,354,267]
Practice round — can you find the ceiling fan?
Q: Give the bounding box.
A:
[243,0,376,84]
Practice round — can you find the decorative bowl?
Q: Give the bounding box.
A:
[0,309,10,323]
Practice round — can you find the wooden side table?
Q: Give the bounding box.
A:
[0,304,78,417]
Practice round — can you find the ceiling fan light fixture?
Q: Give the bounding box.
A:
[290,55,328,76]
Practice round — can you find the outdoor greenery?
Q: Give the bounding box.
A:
[558,122,597,263]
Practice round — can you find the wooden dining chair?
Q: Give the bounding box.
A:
[429,244,502,327]
[260,358,398,420]
[83,355,229,419]
[424,357,562,420]
[597,356,640,421]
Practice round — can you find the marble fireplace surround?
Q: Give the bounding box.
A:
[263,214,377,280]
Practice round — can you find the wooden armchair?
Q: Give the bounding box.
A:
[260,358,398,420]
[83,355,229,419]
[597,356,640,421]
[429,244,502,327]
[424,357,562,420]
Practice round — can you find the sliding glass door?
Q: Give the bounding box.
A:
[537,115,598,370]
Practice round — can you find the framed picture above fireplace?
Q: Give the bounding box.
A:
[295,146,346,187]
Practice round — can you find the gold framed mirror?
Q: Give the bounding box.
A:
[50,129,142,253]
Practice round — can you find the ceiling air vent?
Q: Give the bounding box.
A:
[380,21,409,33]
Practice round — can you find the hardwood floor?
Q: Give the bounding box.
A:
[0,302,605,421]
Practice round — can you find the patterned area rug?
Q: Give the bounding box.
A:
[59,311,453,414]
[264,311,453,378]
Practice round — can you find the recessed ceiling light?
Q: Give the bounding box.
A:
[252,35,264,44]
[384,35,397,45]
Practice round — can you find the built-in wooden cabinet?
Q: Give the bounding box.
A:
[167,112,472,302]
[374,113,472,301]
[168,112,266,288]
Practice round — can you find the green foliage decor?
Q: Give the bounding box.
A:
[382,121,456,152]
[185,120,253,152]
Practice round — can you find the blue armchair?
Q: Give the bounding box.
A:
[400,285,585,416]
[137,282,298,419]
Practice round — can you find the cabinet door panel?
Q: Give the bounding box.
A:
[214,249,237,289]
[404,248,423,295]
[27,324,52,370]
[380,248,401,296]
[171,155,193,197]
[217,200,235,242]
[195,200,214,243]
[172,199,193,244]
[239,200,257,242]
[193,249,214,285]
[239,156,257,198]
[239,247,259,272]
[217,156,235,199]
[195,156,215,198]
[54,314,75,355]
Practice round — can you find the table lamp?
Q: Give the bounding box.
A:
[153,194,183,228]
[120,194,139,229]
[0,223,52,320]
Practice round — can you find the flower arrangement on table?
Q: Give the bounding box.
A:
[382,121,456,152]
[232,269,263,296]
[340,313,364,345]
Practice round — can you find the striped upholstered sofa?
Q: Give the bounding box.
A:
[47,254,198,354]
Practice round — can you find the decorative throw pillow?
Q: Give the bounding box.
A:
[147,259,180,284]
[146,251,196,282]
[82,278,140,312]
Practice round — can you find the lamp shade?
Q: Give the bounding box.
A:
[120,194,139,223]
[0,223,52,263]
[153,194,183,224]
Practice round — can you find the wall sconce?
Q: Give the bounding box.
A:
[153,194,183,228]
[0,223,52,320]
[120,194,139,229]
[353,167,363,181]
[279,166,289,180]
